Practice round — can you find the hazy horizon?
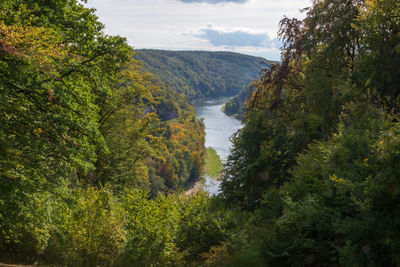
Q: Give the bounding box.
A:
[85,0,310,61]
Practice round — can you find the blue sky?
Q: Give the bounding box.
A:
[86,0,310,60]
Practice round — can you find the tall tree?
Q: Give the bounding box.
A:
[0,0,131,259]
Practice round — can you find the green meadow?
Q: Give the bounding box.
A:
[205,147,222,178]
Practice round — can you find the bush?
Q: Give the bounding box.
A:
[56,186,126,266]
[119,189,183,266]
[0,176,52,263]
[176,194,228,264]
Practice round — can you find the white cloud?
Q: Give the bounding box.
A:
[189,24,281,48]
[85,0,310,60]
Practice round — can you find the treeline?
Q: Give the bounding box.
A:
[135,49,273,98]
[0,0,214,265]
[1,0,399,266]
[222,86,249,119]
[151,83,206,193]
[88,62,205,196]
[212,0,400,265]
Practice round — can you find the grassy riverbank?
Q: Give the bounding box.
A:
[205,148,222,178]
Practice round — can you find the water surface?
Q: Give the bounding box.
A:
[193,96,242,195]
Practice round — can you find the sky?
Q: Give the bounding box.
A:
[85,0,311,61]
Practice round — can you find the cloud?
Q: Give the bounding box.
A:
[191,25,281,48]
[179,0,248,3]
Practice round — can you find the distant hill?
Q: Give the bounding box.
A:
[134,49,274,99]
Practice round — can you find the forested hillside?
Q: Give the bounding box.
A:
[217,0,400,265]
[222,86,250,119]
[1,0,400,266]
[135,49,273,98]
[0,1,207,265]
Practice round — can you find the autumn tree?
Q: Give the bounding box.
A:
[0,0,130,260]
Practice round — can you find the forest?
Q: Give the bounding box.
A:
[135,49,272,99]
[221,87,249,119]
[0,0,400,266]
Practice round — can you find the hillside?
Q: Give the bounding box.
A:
[2,0,400,266]
[134,49,274,98]
[222,87,249,119]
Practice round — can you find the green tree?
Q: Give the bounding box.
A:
[89,58,160,191]
[219,0,400,265]
[119,189,183,266]
[0,0,130,261]
[356,0,400,109]
[58,186,126,267]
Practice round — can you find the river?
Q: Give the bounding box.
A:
[192,96,242,195]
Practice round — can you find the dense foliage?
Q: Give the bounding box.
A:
[0,0,208,265]
[217,0,400,265]
[221,86,249,119]
[135,49,273,98]
[1,0,399,265]
[150,85,206,193]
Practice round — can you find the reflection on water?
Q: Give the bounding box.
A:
[193,96,242,195]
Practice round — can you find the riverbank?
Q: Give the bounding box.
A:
[188,96,242,195]
[205,148,222,178]
[185,147,222,195]
[193,96,242,160]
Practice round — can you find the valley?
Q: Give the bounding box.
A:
[191,96,242,195]
[1,0,399,266]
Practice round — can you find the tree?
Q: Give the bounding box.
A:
[89,58,160,191]
[356,0,400,109]
[0,0,130,260]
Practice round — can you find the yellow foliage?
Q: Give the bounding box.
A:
[330,175,344,183]
[0,21,67,66]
